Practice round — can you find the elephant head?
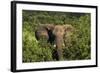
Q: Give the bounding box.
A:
[35,24,74,60]
[52,25,74,60]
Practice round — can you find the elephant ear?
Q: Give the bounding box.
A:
[64,24,74,32]
[63,24,74,36]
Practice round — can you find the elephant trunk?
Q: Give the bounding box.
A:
[55,36,64,60]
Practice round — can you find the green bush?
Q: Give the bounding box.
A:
[22,10,91,62]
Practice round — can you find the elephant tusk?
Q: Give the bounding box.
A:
[53,44,56,47]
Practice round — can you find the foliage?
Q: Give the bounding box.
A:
[22,10,91,62]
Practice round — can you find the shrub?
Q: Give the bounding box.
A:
[22,10,91,62]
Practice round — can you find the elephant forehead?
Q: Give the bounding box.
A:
[54,25,64,32]
[55,25,64,29]
[53,28,64,37]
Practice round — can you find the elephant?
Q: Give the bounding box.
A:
[35,24,74,60]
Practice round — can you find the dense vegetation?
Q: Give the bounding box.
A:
[22,10,91,62]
